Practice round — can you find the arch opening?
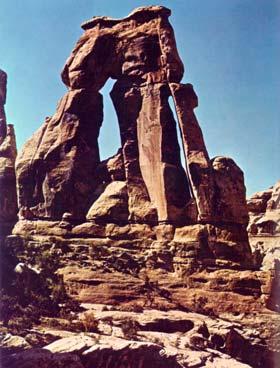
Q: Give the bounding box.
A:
[98,78,121,161]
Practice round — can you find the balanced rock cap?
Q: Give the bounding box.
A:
[81,6,171,30]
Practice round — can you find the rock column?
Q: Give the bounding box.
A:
[0,70,18,231]
[169,83,215,222]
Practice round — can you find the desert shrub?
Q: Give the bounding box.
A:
[80,312,99,332]
[43,317,85,332]
[193,296,216,316]
[51,277,68,304]
[0,242,77,332]
[120,318,140,340]
[117,303,144,313]
[0,294,41,335]
[153,337,164,347]
[59,299,82,320]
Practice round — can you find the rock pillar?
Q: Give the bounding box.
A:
[0,70,18,232]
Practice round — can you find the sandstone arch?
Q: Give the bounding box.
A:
[16,6,248,227]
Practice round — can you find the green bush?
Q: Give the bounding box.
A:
[0,244,74,332]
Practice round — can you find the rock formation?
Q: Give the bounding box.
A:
[0,69,7,140]
[0,69,17,233]
[16,5,248,229]
[11,6,255,280]
[12,5,265,304]
[247,181,280,312]
[248,181,280,236]
[1,7,279,368]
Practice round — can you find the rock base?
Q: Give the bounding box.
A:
[8,220,272,315]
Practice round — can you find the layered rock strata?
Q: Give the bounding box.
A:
[247,181,280,312]
[248,181,280,237]
[2,230,279,367]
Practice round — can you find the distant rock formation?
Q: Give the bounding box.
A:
[0,69,17,229]
[247,181,279,316]
[16,6,248,230]
[248,180,280,236]
[248,181,280,283]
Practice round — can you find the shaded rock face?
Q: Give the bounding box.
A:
[16,90,103,220]
[15,5,248,230]
[212,156,249,225]
[0,70,17,228]
[0,69,7,141]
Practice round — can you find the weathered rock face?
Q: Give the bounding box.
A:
[16,89,103,219]
[170,83,215,223]
[212,156,249,225]
[15,5,248,230]
[247,181,280,314]
[0,70,17,229]
[110,81,191,224]
[248,181,280,236]
[246,181,280,317]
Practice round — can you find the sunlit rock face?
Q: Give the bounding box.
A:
[248,181,280,280]
[15,6,248,230]
[248,180,280,236]
[0,69,17,227]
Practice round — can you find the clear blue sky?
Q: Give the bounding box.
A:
[1,0,279,196]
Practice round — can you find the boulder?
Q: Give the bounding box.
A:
[1,349,84,368]
[45,334,181,368]
[211,156,249,225]
[86,181,129,223]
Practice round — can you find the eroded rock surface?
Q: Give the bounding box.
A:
[248,182,280,272]
[2,306,278,368]
[16,90,103,220]
[247,181,280,312]
[248,181,280,236]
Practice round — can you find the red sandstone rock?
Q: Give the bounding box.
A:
[248,181,280,236]
[170,83,215,222]
[15,6,249,229]
[211,156,249,225]
[111,82,190,223]
[16,89,103,219]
